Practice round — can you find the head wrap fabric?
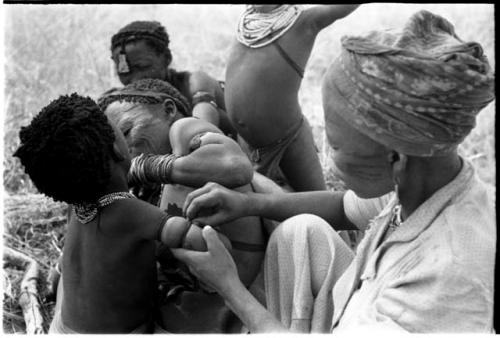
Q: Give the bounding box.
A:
[98,78,191,117]
[324,10,495,157]
[111,21,170,52]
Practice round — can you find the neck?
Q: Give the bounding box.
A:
[103,161,130,196]
[398,153,462,220]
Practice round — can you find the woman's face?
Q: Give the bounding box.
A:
[323,87,394,198]
[104,101,173,158]
[112,40,169,86]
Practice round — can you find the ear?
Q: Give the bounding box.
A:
[163,98,178,120]
[387,151,408,185]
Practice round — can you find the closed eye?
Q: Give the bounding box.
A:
[123,127,132,137]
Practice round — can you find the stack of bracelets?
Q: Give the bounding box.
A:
[128,153,180,186]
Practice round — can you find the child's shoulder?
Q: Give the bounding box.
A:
[117,197,165,218]
[105,198,169,239]
[104,198,166,229]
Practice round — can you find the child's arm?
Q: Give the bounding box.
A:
[158,216,231,251]
[130,202,231,251]
[189,71,227,128]
[305,4,360,33]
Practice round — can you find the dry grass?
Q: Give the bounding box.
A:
[3,194,67,333]
[2,4,495,333]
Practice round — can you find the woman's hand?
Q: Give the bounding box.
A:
[183,182,249,226]
[171,225,240,296]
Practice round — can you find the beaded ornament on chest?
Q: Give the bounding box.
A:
[237,5,304,48]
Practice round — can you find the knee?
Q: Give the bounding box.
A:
[270,213,332,244]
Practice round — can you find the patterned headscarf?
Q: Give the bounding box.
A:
[97,78,191,117]
[324,10,495,156]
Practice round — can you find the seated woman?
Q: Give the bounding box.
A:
[107,20,237,138]
[100,78,276,333]
[172,10,496,333]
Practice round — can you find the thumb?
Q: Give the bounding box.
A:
[202,225,226,253]
[171,247,202,265]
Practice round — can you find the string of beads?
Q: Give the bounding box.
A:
[237,5,303,48]
[74,191,136,224]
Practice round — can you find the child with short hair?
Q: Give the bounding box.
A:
[225,4,359,191]
[14,93,228,333]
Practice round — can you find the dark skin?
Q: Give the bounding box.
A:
[225,5,359,191]
[60,121,172,333]
[58,118,238,333]
[111,40,236,137]
[171,69,464,333]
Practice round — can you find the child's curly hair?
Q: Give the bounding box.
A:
[97,78,191,117]
[14,93,116,204]
[111,21,172,65]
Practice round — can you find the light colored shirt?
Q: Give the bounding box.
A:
[333,159,496,333]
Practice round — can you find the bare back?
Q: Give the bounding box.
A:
[61,200,168,333]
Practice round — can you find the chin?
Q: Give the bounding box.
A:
[348,184,392,200]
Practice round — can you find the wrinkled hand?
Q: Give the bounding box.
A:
[188,132,223,152]
[171,225,240,296]
[183,182,248,226]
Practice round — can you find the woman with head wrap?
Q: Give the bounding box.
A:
[171,10,496,333]
[108,20,236,137]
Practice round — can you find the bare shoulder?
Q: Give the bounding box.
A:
[170,117,222,145]
[105,198,169,239]
[112,198,165,223]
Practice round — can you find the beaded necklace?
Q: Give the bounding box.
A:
[73,191,136,224]
[237,5,304,48]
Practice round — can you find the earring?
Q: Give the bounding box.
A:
[118,52,130,74]
[393,176,401,202]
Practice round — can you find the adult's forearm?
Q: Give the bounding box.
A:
[172,148,253,188]
[308,4,360,31]
[221,278,288,333]
[247,190,356,231]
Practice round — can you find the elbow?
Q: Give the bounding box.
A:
[224,155,254,188]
